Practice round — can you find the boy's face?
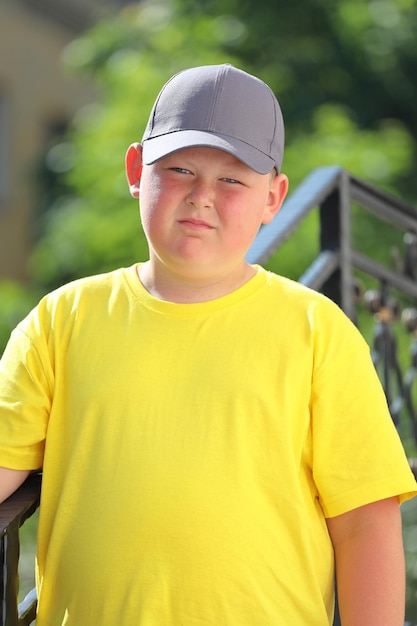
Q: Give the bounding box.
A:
[126,144,288,290]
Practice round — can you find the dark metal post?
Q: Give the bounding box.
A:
[0,474,41,626]
[0,523,20,626]
[319,186,341,305]
[319,170,353,319]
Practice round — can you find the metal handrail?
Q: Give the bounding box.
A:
[247,166,417,309]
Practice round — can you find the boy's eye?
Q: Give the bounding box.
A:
[222,178,241,185]
[171,167,190,174]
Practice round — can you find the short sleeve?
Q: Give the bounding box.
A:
[0,312,53,470]
[309,300,417,517]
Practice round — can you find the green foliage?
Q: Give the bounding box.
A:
[0,282,40,354]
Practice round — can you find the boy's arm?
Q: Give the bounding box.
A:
[0,467,31,503]
[326,496,405,626]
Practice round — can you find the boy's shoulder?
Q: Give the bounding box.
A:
[262,268,340,310]
[260,268,362,340]
[17,266,138,333]
[43,265,136,305]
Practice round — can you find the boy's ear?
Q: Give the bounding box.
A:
[262,173,289,225]
[125,143,143,199]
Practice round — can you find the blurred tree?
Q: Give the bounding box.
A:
[0,281,41,351]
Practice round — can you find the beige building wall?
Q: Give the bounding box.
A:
[0,0,119,281]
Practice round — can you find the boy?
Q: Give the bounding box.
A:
[0,64,416,625]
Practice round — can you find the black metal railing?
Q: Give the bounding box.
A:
[1,166,416,625]
[0,473,41,626]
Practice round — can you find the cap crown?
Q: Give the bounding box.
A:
[142,64,284,174]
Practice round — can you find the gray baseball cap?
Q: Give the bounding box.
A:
[141,64,285,174]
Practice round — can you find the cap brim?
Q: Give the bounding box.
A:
[142,130,276,175]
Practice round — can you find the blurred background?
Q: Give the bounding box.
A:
[1,0,417,620]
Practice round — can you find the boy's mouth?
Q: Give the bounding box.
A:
[178,218,214,230]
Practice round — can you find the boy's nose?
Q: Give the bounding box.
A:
[186,181,215,209]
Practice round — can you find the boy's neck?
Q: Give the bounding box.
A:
[136,262,258,304]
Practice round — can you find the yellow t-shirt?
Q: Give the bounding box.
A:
[0,265,416,625]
